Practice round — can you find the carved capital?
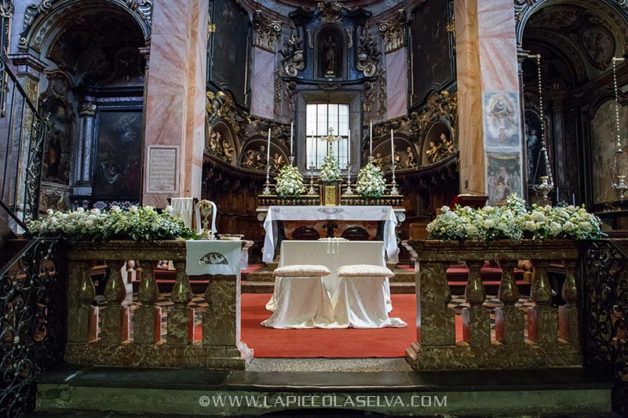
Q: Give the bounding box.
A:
[79,102,97,117]
[0,0,13,18]
[253,10,282,52]
[317,0,344,23]
[378,9,407,53]
[280,27,305,77]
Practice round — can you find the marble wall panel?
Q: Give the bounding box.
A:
[386,48,408,119]
[250,48,276,120]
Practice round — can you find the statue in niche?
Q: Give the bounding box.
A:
[222,140,234,161]
[209,131,221,154]
[372,152,383,168]
[323,36,337,77]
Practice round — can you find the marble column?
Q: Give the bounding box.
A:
[142,0,209,207]
[455,0,524,203]
[73,101,97,197]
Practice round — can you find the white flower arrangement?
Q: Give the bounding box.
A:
[28,205,194,241]
[356,161,386,198]
[426,194,603,242]
[319,152,341,184]
[275,164,305,197]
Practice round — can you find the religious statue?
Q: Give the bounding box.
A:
[372,152,383,168]
[208,131,221,153]
[243,150,257,168]
[323,36,337,77]
[272,153,284,171]
[440,132,454,155]
[425,141,440,163]
[405,146,416,168]
[222,139,234,161]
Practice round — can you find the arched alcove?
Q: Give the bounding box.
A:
[315,24,346,79]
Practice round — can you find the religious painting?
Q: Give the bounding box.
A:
[591,100,628,204]
[409,0,455,108]
[93,111,143,198]
[487,152,522,206]
[580,25,615,70]
[41,98,72,185]
[483,92,521,148]
[208,0,251,107]
[422,121,454,165]
[524,109,545,185]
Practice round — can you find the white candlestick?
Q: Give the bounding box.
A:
[266,128,271,165]
[347,129,351,168]
[369,121,373,156]
[290,122,294,157]
[390,129,394,170]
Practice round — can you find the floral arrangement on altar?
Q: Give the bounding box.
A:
[426,194,603,242]
[27,205,194,241]
[275,163,305,197]
[319,152,341,184]
[356,160,386,198]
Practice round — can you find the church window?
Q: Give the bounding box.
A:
[305,103,350,169]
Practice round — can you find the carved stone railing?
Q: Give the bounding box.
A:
[403,239,581,370]
[66,241,251,370]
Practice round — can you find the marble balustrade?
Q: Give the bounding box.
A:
[403,240,581,370]
[66,241,251,370]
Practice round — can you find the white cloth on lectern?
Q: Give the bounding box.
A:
[170,197,195,229]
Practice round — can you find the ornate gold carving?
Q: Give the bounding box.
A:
[317,0,343,23]
[356,27,380,78]
[378,9,407,53]
[252,10,281,52]
[280,27,305,77]
[79,102,97,117]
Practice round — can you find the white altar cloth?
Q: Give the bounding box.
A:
[264,240,403,329]
[261,206,399,263]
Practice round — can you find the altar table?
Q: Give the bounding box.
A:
[260,206,400,263]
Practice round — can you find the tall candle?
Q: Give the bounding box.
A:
[266,128,271,166]
[347,129,351,168]
[290,122,294,157]
[369,121,373,156]
[390,129,394,170]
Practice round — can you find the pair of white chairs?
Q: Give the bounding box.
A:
[261,264,407,329]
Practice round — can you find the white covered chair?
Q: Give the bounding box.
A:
[261,265,335,329]
[332,264,406,329]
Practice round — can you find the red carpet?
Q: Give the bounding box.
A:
[240,293,462,358]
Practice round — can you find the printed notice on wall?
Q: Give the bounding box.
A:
[146,146,178,193]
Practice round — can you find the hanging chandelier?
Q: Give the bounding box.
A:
[611,56,627,203]
[529,53,555,204]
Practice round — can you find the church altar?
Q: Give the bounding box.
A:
[258,205,404,263]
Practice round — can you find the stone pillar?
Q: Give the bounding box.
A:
[73,101,97,197]
[454,0,524,204]
[142,0,209,207]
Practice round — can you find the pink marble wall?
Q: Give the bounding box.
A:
[250,48,276,119]
[386,48,408,119]
[142,0,209,207]
[455,0,522,196]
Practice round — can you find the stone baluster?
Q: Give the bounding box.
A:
[168,261,192,345]
[134,260,160,344]
[416,262,455,345]
[495,260,524,345]
[68,262,95,343]
[559,260,579,344]
[462,261,490,347]
[101,261,127,344]
[528,260,558,344]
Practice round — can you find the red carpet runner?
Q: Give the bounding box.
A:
[240,293,458,358]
